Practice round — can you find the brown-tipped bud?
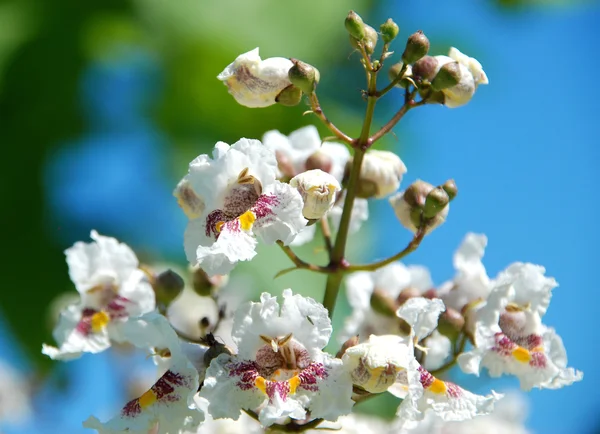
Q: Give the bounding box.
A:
[192,267,216,297]
[396,287,422,306]
[305,150,333,174]
[437,308,465,340]
[442,179,458,201]
[345,11,366,41]
[402,180,432,208]
[423,187,450,219]
[422,288,438,299]
[288,59,320,95]
[275,150,297,180]
[412,55,438,81]
[380,18,399,44]
[370,289,397,317]
[431,61,461,91]
[402,30,430,64]
[154,269,185,306]
[336,335,360,358]
[275,84,302,106]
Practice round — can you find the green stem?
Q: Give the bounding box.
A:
[430,334,468,377]
[322,71,379,317]
[308,93,353,145]
[369,91,423,143]
[347,228,425,272]
[276,241,330,275]
[375,63,407,98]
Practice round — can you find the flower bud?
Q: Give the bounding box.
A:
[431,61,461,91]
[342,335,412,394]
[217,48,293,108]
[173,177,205,219]
[396,287,422,306]
[154,269,185,307]
[422,288,439,299]
[380,18,399,44]
[388,63,412,88]
[275,150,297,180]
[355,150,407,199]
[412,55,438,81]
[289,169,341,219]
[370,289,397,317]
[350,24,378,55]
[423,187,450,219]
[437,307,465,340]
[336,335,360,359]
[389,180,449,234]
[305,150,333,174]
[288,59,320,95]
[192,266,227,297]
[442,179,458,201]
[401,30,430,64]
[345,11,366,41]
[275,84,302,106]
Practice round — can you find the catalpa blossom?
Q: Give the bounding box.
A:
[340,262,433,342]
[262,125,350,182]
[394,298,502,428]
[218,48,293,108]
[199,289,353,427]
[437,233,490,312]
[84,313,204,434]
[290,169,341,220]
[358,150,407,198]
[42,231,155,360]
[389,180,449,235]
[182,138,307,276]
[458,263,583,390]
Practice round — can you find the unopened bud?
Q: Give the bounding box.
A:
[345,11,366,41]
[402,30,430,64]
[442,179,458,201]
[422,288,438,299]
[351,24,378,55]
[423,187,450,219]
[192,267,217,297]
[288,59,320,95]
[370,289,397,317]
[154,269,185,306]
[437,308,465,340]
[396,287,422,306]
[275,84,302,106]
[431,61,461,91]
[380,18,399,44]
[336,335,360,358]
[290,169,340,219]
[356,150,407,199]
[275,150,297,180]
[305,150,333,174]
[402,179,432,208]
[412,55,438,81]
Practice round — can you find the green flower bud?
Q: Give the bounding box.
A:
[370,289,397,317]
[288,58,320,95]
[363,25,378,54]
[380,18,399,44]
[401,30,430,64]
[192,267,215,297]
[275,84,302,106]
[423,187,450,219]
[154,269,185,307]
[437,308,465,340]
[431,61,461,91]
[442,179,458,201]
[345,10,366,41]
[412,55,438,81]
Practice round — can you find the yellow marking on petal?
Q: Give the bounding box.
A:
[90,311,110,333]
[215,221,225,233]
[428,378,448,395]
[531,346,544,353]
[289,375,301,394]
[239,211,256,231]
[512,346,532,363]
[139,390,157,408]
[363,366,386,391]
[255,376,267,394]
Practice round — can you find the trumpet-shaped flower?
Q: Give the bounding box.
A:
[458,263,583,390]
[199,289,353,427]
[182,138,307,276]
[290,169,341,219]
[218,48,293,108]
[359,150,407,198]
[42,231,155,360]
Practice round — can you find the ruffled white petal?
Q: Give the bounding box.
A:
[396,297,445,341]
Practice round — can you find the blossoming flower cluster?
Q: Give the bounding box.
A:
[42,10,581,434]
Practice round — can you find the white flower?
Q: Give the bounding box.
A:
[182,138,307,276]
[42,231,155,360]
[217,47,293,108]
[290,169,341,219]
[422,330,452,372]
[262,125,350,182]
[174,176,205,219]
[433,47,487,108]
[342,334,414,393]
[189,397,263,434]
[306,413,394,434]
[437,233,490,312]
[359,150,407,198]
[84,313,203,434]
[393,298,501,428]
[199,290,353,427]
[341,262,433,342]
[389,181,449,234]
[458,263,583,390]
[0,359,31,425]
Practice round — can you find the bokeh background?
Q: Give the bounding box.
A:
[0,0,598,432]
